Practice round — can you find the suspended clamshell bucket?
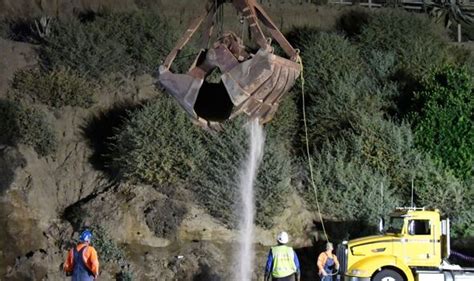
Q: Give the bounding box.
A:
[157,0,301,128]
[159,48,300,126]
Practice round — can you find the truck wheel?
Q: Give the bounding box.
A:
[372,269,404,281]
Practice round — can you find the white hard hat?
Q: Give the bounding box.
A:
[277,231,289,244]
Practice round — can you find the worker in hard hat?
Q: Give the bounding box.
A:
[264,231,301,281]
[64,229,99,280]
[317,242,339,281]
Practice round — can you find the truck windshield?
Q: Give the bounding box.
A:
[385,217,404,234]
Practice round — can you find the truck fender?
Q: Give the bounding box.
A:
[348,255,414,281]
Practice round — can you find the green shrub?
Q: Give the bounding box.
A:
[84,11,181,73]
[300,115,419,220]
[303,71,398,148]
[40,17,126,77]
[195,96,299,228]
[287,29,403,146]
[0,100,57,156]
[337,8,371,38]
[297,53,450,225]
[409,66,473,179]
[11,68,95,108]
[363,49,396,82]
[451,182,474,237]
[110,96,206,187]
[191,120,244,226]
[358,9,450,78]
[194,119,293,228]
[300,111,473,231]
[446,44,474,76]
[112,97,204,186]
[110,97,294,228]
[301,140,401,224]
[300,83,473,235]
[288,30,394,150]
[254,140,293,227]
[412,156,473,236]
[90,226,124,263]
[265,94,299,150]
[117,270,134,281]
[289,29,366,93]
[290,17,474,237]
[292,27,410,227]
[40,11,179,78]
[352,117,422,190]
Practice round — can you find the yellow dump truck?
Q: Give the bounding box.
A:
[336,207,474,281]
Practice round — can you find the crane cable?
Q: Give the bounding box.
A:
[297,55,329,243]
[214,0,224,37]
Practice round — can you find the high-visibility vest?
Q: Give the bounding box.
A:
[271,245,297,278]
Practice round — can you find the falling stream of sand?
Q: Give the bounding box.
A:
[233,119,265,281]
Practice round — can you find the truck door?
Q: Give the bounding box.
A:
[405,219,437,266]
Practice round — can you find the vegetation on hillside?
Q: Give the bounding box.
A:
[39,11,175,77]
[409,66,473,179]
[11,68,95,108]
[357,10,451,78]
[110,96,205,188]
[292,10,473,236]
[110,96,295,228]
[1,6,473,237]
[0,100,56,156]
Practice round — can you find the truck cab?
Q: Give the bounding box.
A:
[338,207,453,281]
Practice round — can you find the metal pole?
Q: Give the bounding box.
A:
[380,182,384,216]
[458,23,462,43]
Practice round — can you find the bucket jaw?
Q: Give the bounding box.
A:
[158,66,203,120]
[222,49,300,124]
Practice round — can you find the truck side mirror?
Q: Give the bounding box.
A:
[378,217,385,233]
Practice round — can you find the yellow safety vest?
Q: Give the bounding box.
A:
[271,245,297,278]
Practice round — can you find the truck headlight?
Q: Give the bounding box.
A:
[350,269,367,276]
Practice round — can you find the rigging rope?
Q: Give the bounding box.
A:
[297,55,329,243]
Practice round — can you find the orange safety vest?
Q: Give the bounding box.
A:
[63,243,99,277]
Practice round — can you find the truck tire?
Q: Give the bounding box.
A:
[372,269,404,281]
